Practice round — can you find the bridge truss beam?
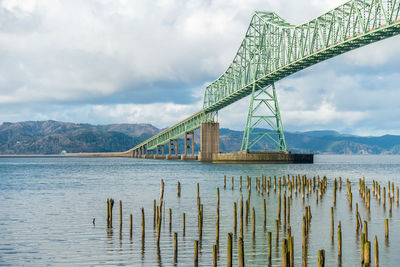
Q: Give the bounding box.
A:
[129,0,400,154]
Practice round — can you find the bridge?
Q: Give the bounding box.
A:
[126,0,400,163]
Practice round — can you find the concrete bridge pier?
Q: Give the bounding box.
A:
[198,122,220,162]
[154,145,165,159]
[181,131,197,160]
[166,139,180,160]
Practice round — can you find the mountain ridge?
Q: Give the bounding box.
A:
[1,120,400,155]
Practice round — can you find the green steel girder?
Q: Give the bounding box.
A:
[129,0,400,154]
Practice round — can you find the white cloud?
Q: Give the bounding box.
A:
[0,0,399,136]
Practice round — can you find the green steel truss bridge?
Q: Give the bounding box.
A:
[129,0,400,156]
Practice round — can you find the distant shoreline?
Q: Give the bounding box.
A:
[0,155,82,158]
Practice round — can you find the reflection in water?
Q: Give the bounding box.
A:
[157,246,162,267]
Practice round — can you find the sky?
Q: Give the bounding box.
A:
[0,0,399,136]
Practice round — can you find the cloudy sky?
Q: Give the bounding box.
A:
[0,0,399,136]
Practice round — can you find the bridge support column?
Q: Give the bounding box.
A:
[181,132,197,160]
[198,122,219,162]
[167,139,179,160]
[154,145,165,159]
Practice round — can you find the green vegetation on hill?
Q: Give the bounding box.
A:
[1,121,400,155]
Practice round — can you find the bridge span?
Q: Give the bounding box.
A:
[125,0,399,163]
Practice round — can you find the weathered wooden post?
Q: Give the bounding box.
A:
[119,200,122,229]
[224,175,226,189]
[157,179,164,246]
[169,208,172,232]
[267,231,272,260]
[194,240,199,267]
[153,199,156,229]
[374,235,379,267]
[317,250,325,267]
[234,202,237,235]
[282,238,289,267]
[174,232,178,263]
[384,218,389,239]
[227,233,233,267]
[213,244,217,267]
[238,237,245,267]
[263,198,267,230]
[364,241,371,266]
[183,212,186,237]
[129,214,133,239]
[252,207,256,237]
[141,207,145,241]
[216,206,220,249]
[177,181,181,197]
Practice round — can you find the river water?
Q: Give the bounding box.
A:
[0,155,399,266]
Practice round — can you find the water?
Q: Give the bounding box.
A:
[0,155,399,266]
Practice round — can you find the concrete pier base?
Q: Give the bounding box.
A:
[153,155,166,159]
[198,122,220,162]
[166,155,181,160]
[181,155,198,160]
[212,151,313,164]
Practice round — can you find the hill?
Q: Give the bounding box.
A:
[1,121,400,155]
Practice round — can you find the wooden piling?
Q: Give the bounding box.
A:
[183,213,186,237]
[252,206,255,237]
[232,176,234,190]
[217,187,220,208]
[268,232,272,259]
[174,232,178,263]
[238,237,244,267]
[282,239,289,267]
[141,207,145,240]
[240,176,242,191]
[129,214,133,239]
[194,240,198,267]
[157,179,164,246]
[224,175,226,189]
[317,249,325,267]
[177,181,181,197]
[240,197,244,239]
[383,187,386,207]
[364,241,371,266]
[227,233,233,267]
[107,199,109,227]
[374,235,379,267]
[153,199,156,228]
[364,220,368,241]
[119,200,122,229]
[276,219,279,241]
[234,202,237,234]
[213,244,217,267]
[216,207,219,248]
[263,198,266,230]
[278,193,281,222]
[338,221,342,257]
[384,218,388,239]
[169,208,172,232]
